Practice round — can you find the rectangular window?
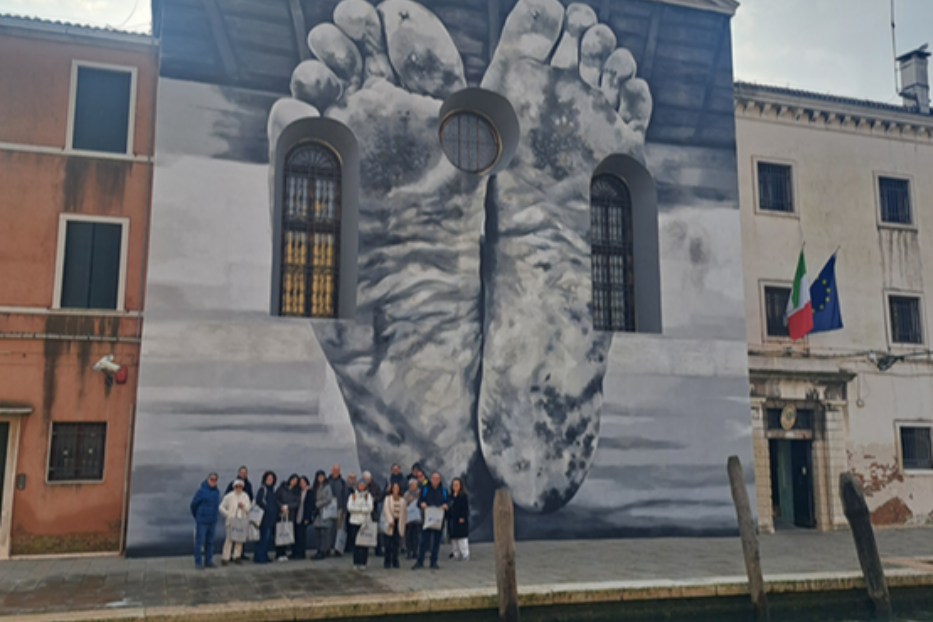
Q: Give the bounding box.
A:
[70,65,133,154]
[889,295,923,344]
[48,422,106,482]
[879,177,912,225]
[900,426,933,470]
[59,220,123,310]
[757,162,794,213]
[764,286,791,337]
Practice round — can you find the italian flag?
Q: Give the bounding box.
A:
[785,250,813,340]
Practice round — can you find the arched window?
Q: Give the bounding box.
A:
[591,174,636,332]
[280,142,341,318]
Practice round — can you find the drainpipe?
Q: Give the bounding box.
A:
[119,403,136,554]
[135,30,160,340]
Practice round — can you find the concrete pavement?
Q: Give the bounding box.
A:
[3,529,933,621]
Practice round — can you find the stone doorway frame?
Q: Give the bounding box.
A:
[0,409,28,559]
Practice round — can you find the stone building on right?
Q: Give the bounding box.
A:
[736,46,933,532]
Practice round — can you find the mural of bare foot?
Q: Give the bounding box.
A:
[267,0,492,497]
[477,0,652,513]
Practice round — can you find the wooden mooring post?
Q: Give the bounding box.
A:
[839,472,892,619]
[727,456,770,622]
[493,488,520,622]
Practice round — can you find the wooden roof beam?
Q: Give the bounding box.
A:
[201,0,239,81]
[287,0,311,62]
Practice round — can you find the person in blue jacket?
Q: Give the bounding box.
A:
[412,472,448,570]
[253,471,278,564]
[190,472,221,569]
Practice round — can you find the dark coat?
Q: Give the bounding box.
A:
[421,483,448,508]
[328,475,348,512]
[386,472,407,493]
[190,481,220,524]
[225,477,254,501]
[255,484,278,529]
[447,493,470,539]
[298,489,315,526]
[276,482,301,518]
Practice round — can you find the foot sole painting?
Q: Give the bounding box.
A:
[128,0,752,555]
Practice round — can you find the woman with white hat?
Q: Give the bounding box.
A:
[219,479,250,565]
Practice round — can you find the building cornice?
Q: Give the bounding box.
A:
[654,0,740,16]
[735,82,933,144]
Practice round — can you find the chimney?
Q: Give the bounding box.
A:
[898,44,930,114]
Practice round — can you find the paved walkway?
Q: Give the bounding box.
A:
[3,529,933,620]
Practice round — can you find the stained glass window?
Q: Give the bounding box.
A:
[280,142,341,318]
[591,174,636,332]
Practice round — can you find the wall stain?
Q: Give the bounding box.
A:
[870,496,912,525]
[63,158,131,213]
[850,458,903,496]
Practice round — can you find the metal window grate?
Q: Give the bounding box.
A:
[764,286,791,337]
[591,174,636,332]
[900,426,933,470]
[879,177,911,225]
[280,142,341,318]
[439,112,500,174]
[889,295,923,344]
[757,162,794,212]
[48,422,106,482]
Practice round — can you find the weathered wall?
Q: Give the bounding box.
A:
[0,28,155,555]
[129,0,751,554]
[737,105,933,527]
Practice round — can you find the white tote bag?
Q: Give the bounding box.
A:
[322,499,338,521]
[356,518,378,547]
[334,527,347,552]
[378,513,392,536]
[406,502,422,524]
[423,507,444,531]
[248,505,264,526]
[248,523,261,542]
[229,514,249,543]
[275,516,295,546]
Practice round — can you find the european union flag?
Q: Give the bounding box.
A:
[810,254,843,334]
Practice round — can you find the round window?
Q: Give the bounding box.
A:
[439,111,500,174]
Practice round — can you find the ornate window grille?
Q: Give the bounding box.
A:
[591,174,636,332]
[439,111,500,174]
[280,142,341,318]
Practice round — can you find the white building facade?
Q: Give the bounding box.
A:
[736,76,933,532]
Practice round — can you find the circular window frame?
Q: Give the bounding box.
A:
[438,109,502,175]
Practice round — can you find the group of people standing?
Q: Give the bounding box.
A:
[189,462,470,571]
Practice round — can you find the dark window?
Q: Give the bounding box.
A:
[48,422,106,482]
[280,143,341,318]
[591,174,635,332]
[71,66,132,154]
[439,112,500,174]
[879,177,911,225]
[60,220,122,310]
[764,286,791,337]
[889,295,923,344]
[900,426,933,470]
[757,162,794,212]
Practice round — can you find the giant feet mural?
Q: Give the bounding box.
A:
[267,0,653,520]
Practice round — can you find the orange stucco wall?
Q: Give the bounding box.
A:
[0,32,155,154]
[0,27,156,555]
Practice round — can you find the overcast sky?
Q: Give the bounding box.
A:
[0,0,930,103]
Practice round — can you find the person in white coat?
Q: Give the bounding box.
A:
[347,479,374,569]
[219,479,250,565]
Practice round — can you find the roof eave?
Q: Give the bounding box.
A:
[0,15,156,49]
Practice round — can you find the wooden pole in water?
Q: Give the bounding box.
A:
[494,488,519,622]
[727,456,770,622]
[839,472,892,619]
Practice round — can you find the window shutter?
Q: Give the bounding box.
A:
[88,223,122,309]
[60,221,95,308]
[72,67,132,154]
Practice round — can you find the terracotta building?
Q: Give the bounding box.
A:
[0,16,157,557]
